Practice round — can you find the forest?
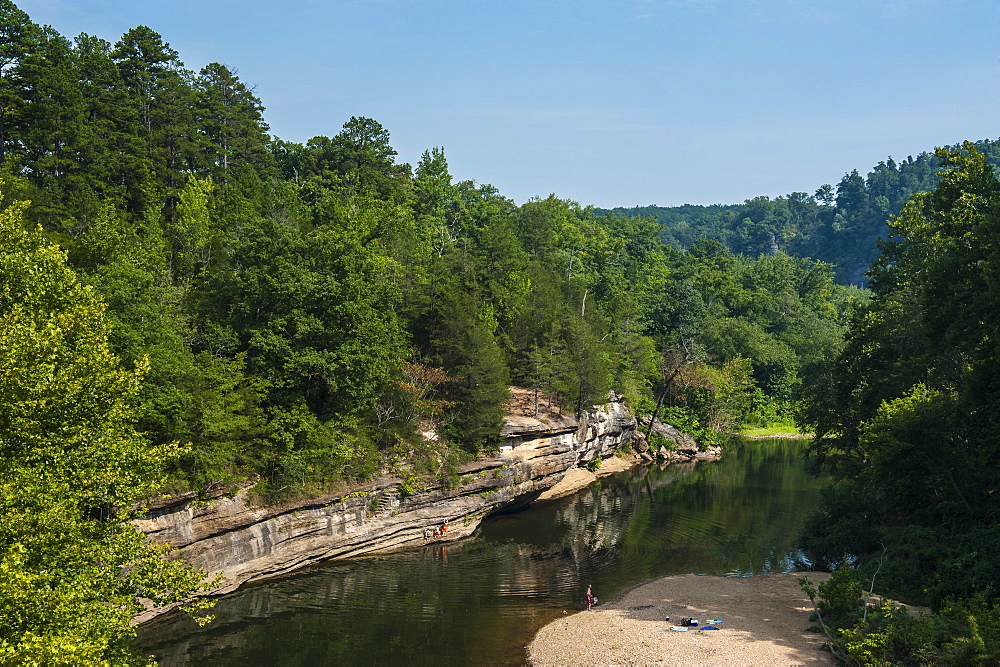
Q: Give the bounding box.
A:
[0,0,998,661]
[793,145,1000,663]
[0,3,860,498]
[599,137,1000,287]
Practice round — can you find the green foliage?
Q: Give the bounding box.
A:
[798,480,882,570]
[430,285,511,452]
[0,197,210,662]
[646,434,676,452]
[659,406,722,449]
[399,475,426,498]
[599,142,1000,286]
[9,4,976,654]
[0,1,855,502]
[802,568,1000,665]
[800,144,1000,629]
[817,567,866,627]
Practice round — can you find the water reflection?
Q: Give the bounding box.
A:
[136,437,824,666]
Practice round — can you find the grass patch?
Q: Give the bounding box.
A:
[739,425,813,438]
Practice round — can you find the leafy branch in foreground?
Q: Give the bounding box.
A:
[801,564,1000,664]
[0,196,212,664]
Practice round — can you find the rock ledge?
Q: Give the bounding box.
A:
[135,394,714,622]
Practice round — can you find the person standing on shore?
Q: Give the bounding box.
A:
[586,584,595,611]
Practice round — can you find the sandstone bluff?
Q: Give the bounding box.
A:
[134,394,716,622]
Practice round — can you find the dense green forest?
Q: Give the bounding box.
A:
[0,3,859,500]
[598,140,1000,286]
[2,0,999,661]
[795,144,1000,663]
[1,197,214,662]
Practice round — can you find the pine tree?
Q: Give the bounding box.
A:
[195,62,273,187]
[0,0,38,166]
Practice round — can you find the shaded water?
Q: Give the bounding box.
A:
[137,437,825,665]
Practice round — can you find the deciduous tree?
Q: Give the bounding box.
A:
[0,196,209,662]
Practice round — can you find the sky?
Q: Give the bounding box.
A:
[16,0,1000,208]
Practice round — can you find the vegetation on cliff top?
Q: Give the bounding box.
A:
[0,2,857,502]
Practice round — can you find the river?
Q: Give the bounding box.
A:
[135,436,825,665]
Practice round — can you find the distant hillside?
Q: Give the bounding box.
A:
[597,139,1000,285]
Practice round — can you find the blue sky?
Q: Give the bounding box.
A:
[18,0,1000,207]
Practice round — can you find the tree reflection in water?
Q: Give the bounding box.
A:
[136,437,824,666]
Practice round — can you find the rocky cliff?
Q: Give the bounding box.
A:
[135,395,706,622]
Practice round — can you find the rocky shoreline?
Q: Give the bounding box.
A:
[135,393,716,623]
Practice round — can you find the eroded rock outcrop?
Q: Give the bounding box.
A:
[134,394,713,622]
[632,417,721,463]
[135,396,632,619]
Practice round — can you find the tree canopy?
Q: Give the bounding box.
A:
[799,143,1000,607]
[599,141,1000,286]
[0,195,209,663]
[0,2,881,499]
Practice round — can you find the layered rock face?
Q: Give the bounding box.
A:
[135,397,643,620]
[632,417,722,463]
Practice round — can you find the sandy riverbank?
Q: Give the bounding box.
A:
[528,572,834,665]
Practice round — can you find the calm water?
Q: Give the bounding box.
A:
[136,437,825,666]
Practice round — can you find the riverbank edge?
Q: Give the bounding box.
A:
[527,572,835,666]
[134,397,718,624]
[739,433,813,439]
